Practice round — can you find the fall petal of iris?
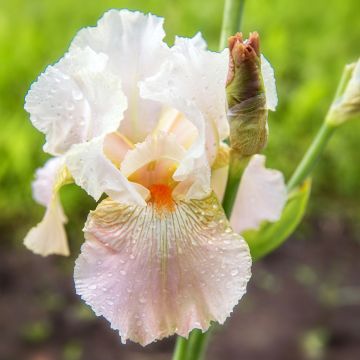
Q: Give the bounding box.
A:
[25,157,70,256]
[75,193,251,345]
[231,155,287,233]
[24,197,69,256]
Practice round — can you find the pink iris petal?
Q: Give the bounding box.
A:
[75,193,251,345]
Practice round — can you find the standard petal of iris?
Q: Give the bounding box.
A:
[75,193,251,346]
[140,68,212,199]
[25,47,127,155]
[140,39,229,164]
[65,136,148,205]
[231,155,287,233]
[120,131,186,180]
[174,32,207,50]
[24,157,71,256]
[71,9,169,143]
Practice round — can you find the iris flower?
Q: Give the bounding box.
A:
[24,10,286,345]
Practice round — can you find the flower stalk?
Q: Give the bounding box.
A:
[286,122,335,192]
[287,61,360,191]
[220,0,246,50]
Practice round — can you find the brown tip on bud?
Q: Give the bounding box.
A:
[228,32,243,50]
[226,32,261,86]
[247,32,260,56]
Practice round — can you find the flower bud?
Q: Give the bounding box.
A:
[327,59,360,126]
[226,32,268,157]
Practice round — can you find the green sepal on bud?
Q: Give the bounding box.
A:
[226,32,268,157]
[326,59,360,126]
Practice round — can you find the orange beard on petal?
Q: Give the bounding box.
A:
[149,184,175,214]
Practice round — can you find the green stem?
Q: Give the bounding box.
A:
[287,122,335,192]
[287,62,356,191]
[222,154,249,217]
[186,329,211,360]
[172,337,188,360]
[219,0,246,49]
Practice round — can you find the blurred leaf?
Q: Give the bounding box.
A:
[244,178,312,260]
[294,264,318,286]
[21,320,52,343]
[63,341,83,360]
[301,328,329,360]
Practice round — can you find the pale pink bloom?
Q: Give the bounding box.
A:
[24,9,286,345]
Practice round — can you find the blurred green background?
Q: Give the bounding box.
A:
[0,1,360,360]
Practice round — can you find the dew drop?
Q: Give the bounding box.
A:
[72,89,83,100]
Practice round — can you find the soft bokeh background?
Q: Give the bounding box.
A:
[1,0,360,359]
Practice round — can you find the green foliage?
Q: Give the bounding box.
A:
[244,179,312,260]
[1,0,360,237]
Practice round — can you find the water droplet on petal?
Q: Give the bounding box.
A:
[72,89,83,100]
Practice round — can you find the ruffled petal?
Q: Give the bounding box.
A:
[65,136,148,205]
[71,9,169,143]
[25,47,127,155]
[231,155,287,233]
[24,197,69,256]
[25,157,71,256]
[261,55,278,111]
[174,32,207,50]
[75,193,251,345]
